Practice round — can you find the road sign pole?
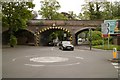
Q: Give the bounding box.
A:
[108,37,110,49]
[107,24,110,49]
[102,37,104,49]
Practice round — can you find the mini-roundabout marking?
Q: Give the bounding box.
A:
[12,56,84,67]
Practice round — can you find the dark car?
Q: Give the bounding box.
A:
[59,41,74,51]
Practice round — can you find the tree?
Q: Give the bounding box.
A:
[51,12,68,20]
[2,2,35,47]
[39,0,61,19]
[111,1,120,19]
[0,3,2,20]
[100,1,120,19]
[101,1,112,19]
[0,12,2,21]
[78,12,89,20]
[80,2,103,20]
[79,1,120,20]
[61,11,78,20]
[32,11,38,19]
[39,0,79,20]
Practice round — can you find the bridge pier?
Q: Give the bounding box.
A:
[34,32,40,46]
[71,34,76,46]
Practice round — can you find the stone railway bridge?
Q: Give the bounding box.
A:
[2,20,103,46]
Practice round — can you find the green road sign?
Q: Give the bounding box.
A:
[104,20,116,34]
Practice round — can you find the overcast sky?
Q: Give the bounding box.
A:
[33,0,85,18]
[33,0,119,19]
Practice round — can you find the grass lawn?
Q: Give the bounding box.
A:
[93,45,120,50]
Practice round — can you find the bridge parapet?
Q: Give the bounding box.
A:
[28,19,104,27]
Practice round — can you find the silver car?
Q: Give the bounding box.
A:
[59,41,74,51]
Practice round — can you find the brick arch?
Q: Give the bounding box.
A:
[38,26,71,34]
[74,27,95,45]
[75,27,96,34]
[2,30,10,45]
[2,29,35,45]
[25,29,35,35]
[15,29,35,45]
[36,26,72,46]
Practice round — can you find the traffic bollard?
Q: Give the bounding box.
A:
[113,48,117,59]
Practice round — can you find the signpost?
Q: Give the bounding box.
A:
[101,23,110,37]
[101,20,120,49]
[104,20,116,34]
[101,23,110,48]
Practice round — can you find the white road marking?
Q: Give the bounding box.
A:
[12,58,16,61]
[24,64,45,67]
[29,57,69,63]
[51,47,55,50]
[24,62,80,67]
[111,63,120,71]
[111,63,118,66]
[79,50,85,51]
[12,55,83,67]
[60,62,80,66]
[114,66,120,69]
[75,57,84,59]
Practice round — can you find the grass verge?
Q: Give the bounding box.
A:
[93,45,120,50]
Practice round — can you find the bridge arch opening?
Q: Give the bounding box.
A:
[38,27,72,46]
[15,29,35,45]
[75,27,95,45]
[2,29,35,45]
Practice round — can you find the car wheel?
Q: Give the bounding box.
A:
[61,47,64,50]
[71,48,74,51]
[59,47,61,49]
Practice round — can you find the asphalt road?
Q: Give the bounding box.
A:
[2,45,118,78]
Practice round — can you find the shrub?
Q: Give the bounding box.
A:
[92,40,103,46]
[88,30,113,46]
[88,31,104,46]
[91,31,102,40]
[10,35,17,47]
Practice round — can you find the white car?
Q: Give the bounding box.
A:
[59,41,74,51]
